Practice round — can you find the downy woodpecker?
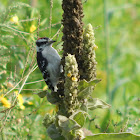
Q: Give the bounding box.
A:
[36,37,61,92]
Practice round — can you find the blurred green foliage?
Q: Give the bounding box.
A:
[0,0,139,139]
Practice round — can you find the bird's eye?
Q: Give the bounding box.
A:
[36,42,46,46]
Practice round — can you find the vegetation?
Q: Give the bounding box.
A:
[0,0,139,139]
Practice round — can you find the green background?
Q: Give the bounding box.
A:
[0,0,139,139]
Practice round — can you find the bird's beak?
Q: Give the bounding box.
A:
[49,40,56,44]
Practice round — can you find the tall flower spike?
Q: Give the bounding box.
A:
[64,54,79,116]
[81,23,97,81]
[62,0,84,69]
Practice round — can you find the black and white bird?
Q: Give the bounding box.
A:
[36,37,62,92]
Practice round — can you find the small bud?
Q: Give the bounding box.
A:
[71,77,78,82]
[67,73,71,77]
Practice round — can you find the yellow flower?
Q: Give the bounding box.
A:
[0,95,11,108]
[30,24,36,33]
[15,91,25,110]
[10,15,19,24]
[20,105,25,110]
[27,101,33,105]
[94,45,98,50]
[17,94,24,105]
[43,85,48,90]
[67,73,71,77]
[71,77,78,81]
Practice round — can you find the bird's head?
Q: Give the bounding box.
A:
[36,37,56,52]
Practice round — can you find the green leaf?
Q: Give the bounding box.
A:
[88,79,101,87]
[11,126,17,131]
[43,113,54,128]
[46,91,60,104]
[47,124,65,140]
[58,115,81,140]
[80,103,88,112]
[0,73,6,83]
[84,133,140,140]
[78,80,89,91]
[87,98,111,110]
[40,18,47,26]
[34,91,47,98]
[73,112,86,127]
[78,86,94,99]
[78,79,101,92]
[58,115,81,132]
